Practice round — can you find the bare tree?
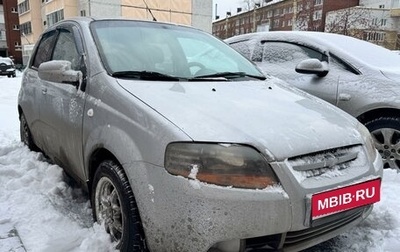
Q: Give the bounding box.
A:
[294,0,323,31]
[325,7,379,39]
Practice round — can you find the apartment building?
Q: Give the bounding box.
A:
[17,0,212,64]
[212,0,359,39]
[1,0,22,64]
[326,0,400,49]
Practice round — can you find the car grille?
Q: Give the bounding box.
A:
[244,205,370,251]
[0,63,12,71]
[287,145,365,180]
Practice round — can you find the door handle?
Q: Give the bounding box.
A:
[42,88,47,95]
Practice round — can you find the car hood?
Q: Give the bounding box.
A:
[117,78,362,161]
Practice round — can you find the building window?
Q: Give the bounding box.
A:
[282,21,285,27]
[18,0,30,15]
[0,31,6,40]
[80,10,86,16]
[315,0,323,5]
[11,7,18,13]
[379,5,385,8]
[42,0,52,3]
[47,9,64,26]
[20,22,32,35]
[366,32,386,41]
[381,19,387,26]
[297,4,303,11]
[13,24,19,30]
[267,10,273,18]
[313,10,322,20]
[288,19,292,26]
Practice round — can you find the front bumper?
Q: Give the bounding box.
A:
[0,68,16,75]
[125,148,382,252]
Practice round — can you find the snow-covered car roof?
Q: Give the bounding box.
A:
[227,31,400,72]
[0,57,14,65]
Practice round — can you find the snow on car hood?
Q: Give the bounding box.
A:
[117,78,362,161]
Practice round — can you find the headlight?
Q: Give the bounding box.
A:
[164,142,279,189]
[357,123,377,162]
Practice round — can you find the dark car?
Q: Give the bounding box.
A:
[0,57,16,78]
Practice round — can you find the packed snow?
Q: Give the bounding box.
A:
[0,74,399,251]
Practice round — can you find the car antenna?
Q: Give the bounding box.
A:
[143,0,157,21]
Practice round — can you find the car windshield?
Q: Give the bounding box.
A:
[90,20,265,81]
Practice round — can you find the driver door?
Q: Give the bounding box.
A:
[256,41,339,106]
[38,24,86,181]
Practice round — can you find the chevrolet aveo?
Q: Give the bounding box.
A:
[18,18,382,252]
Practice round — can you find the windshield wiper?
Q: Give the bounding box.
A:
[191,71,266,81]
[111,71,181,81]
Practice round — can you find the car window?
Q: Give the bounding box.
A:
[90,20,264,80]
[52,29,80,70]
[178,37,239,75]
[261,42,324,64]
[330,54,360,75]
[32,30,58,68]
[229,40,251,59]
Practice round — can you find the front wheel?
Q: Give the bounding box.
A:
[92,160,147,251]
[365,117,400,170]
[20,113,39,151]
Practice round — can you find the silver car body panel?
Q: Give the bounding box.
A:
[18,19,383,251]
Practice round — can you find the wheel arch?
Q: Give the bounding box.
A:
[87,147,120,193]
[357,107,400,125]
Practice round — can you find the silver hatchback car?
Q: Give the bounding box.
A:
[18,18,382,252]
[226,31,400,170]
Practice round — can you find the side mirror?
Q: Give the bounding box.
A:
[295,59,329,77]
[38,60,82,86]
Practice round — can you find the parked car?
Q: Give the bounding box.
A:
[18,18,382,252]
[0,57,16,78]
[226,31,400,170]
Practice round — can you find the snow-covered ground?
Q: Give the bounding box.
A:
[0,74,399,252]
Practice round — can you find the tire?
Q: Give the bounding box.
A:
[20,113,39,151]
[92,160,147,252]
[365,117,400,170]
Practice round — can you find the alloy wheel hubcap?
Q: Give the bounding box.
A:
[371,128,400,170]
[95,177,123,242]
